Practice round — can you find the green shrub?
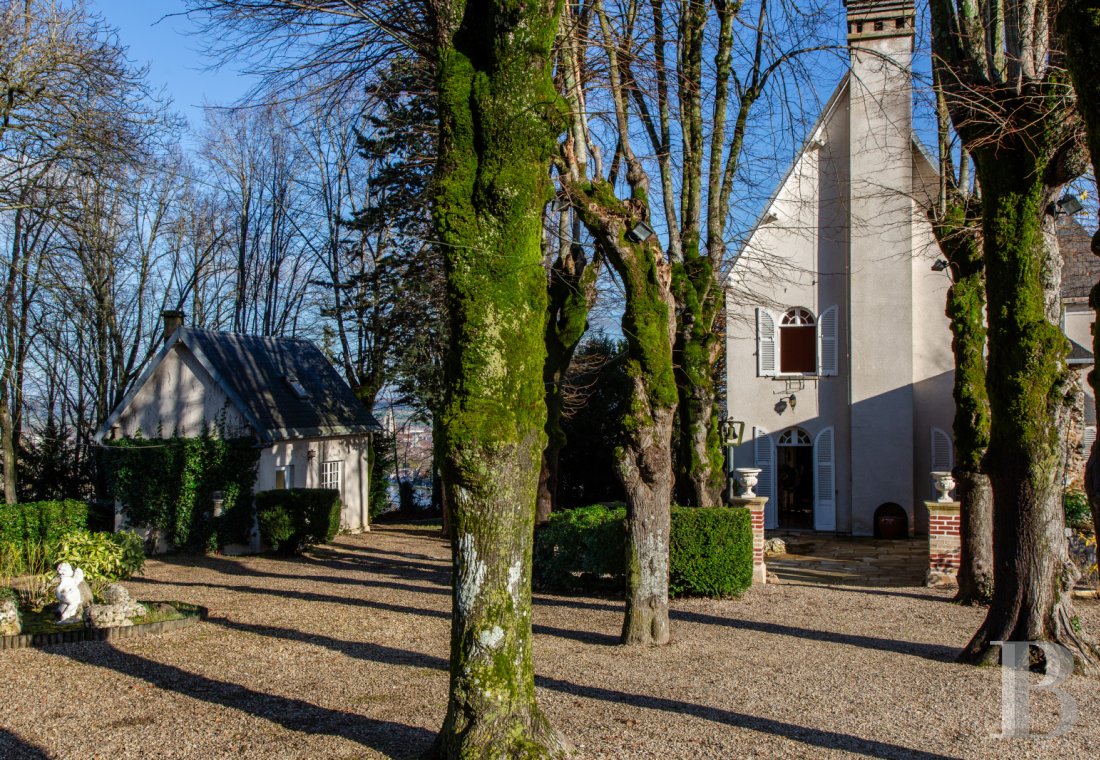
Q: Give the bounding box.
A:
[534,504,754,598]
[533,504,626,590]
[1064,489,1092,530]
[257,504,296,553]
[669,507,753,597]
[255,489,342,555]
[0,500,88,550]
[53,530,145,583]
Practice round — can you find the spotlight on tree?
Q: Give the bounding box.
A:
[931,259,949,272]
[626,220,655,243]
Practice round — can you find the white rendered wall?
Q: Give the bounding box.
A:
[116,345,248,438]
[256,436,371,532]
[846,31,916,535]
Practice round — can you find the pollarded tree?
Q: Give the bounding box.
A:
[931,0,1100,672]
[432,0,571,754]
[1059,0,1100,545]
[558,0,678,645]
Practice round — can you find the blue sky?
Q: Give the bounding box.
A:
[89,1,254,135]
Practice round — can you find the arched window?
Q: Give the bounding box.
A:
[779,308,816,373]
[776,427,812,446]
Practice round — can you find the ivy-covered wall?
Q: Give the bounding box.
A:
[101,436,260,552]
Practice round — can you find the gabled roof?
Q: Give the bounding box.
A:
[96,327,382,444]
[1059,216,1100,303]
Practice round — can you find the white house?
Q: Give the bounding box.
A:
[724,0,1097,536]
[95,311,382,534]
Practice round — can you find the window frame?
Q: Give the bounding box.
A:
[321,459,343,492]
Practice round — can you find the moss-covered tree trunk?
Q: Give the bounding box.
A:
[672,252,724,508]
[432,0,570,754]
[538,238,598,525]
[1060,0,1100,543]
[959,153,1100,673]
[570,180,677,646]
[932,198,993,604]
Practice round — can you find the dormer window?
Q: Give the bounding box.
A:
[285,376,310,400]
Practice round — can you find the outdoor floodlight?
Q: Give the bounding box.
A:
[1047,194,1085,217]
[1058,194,1084,216]
[931,259,949,272]
[627,220,655,243]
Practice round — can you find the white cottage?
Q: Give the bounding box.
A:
[725,0,1096,536]
[95,311,382,534]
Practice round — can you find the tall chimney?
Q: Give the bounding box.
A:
[844,0,915,42]
[162,310,185,344]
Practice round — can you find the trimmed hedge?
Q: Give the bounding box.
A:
[256,489,342,555]
[0,500,88,550]
[534,504,754,598]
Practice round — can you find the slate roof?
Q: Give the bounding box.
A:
[96,327,381,444]
[1059,217,1100,303]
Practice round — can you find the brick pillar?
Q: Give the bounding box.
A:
[926,500,961,586]
[730,496,768,584]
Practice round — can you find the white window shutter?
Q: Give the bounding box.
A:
[756,308,777,376]
[753,427,777,529]
[818,305,838,376]
[1084,426,1097,452]
[931,427,953,472]
[813,427,836,531]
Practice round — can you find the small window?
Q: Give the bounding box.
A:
[275,465,294,490]
[285,376,310,399]
[779,308,816,374]
[321,460,342,491]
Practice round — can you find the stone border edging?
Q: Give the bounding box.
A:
[0,603,208,651]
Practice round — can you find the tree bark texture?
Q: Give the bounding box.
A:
[1059,0,1100,543]
[932,198,993,603]
[538,242,597,525]
[569,181,677,646]
[672,252,724,508]
[432,0,570,754]
[959,155,1099,673]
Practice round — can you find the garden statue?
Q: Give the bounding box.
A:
[55,563,87,624]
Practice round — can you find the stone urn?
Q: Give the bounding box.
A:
[735,467,763,498]
[931,471,956,503]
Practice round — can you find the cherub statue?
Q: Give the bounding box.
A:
[55,562,86,623]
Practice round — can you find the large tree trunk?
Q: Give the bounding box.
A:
[959,155,1100,673]
[570,180,677,646]
[431,0,569,755]
[1060,0,1100,546]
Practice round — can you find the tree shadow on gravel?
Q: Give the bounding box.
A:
[130,578,453,620]
[668,609,957,662]
[147,554,450,592]
[534,676,960,760]
[0,728,50,759]
[50,642,435,759]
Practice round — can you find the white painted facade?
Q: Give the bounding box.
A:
[725,3,956,536]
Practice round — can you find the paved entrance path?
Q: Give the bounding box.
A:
[766,533,927,587]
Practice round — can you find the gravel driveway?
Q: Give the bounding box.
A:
[1,522,1097,759]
